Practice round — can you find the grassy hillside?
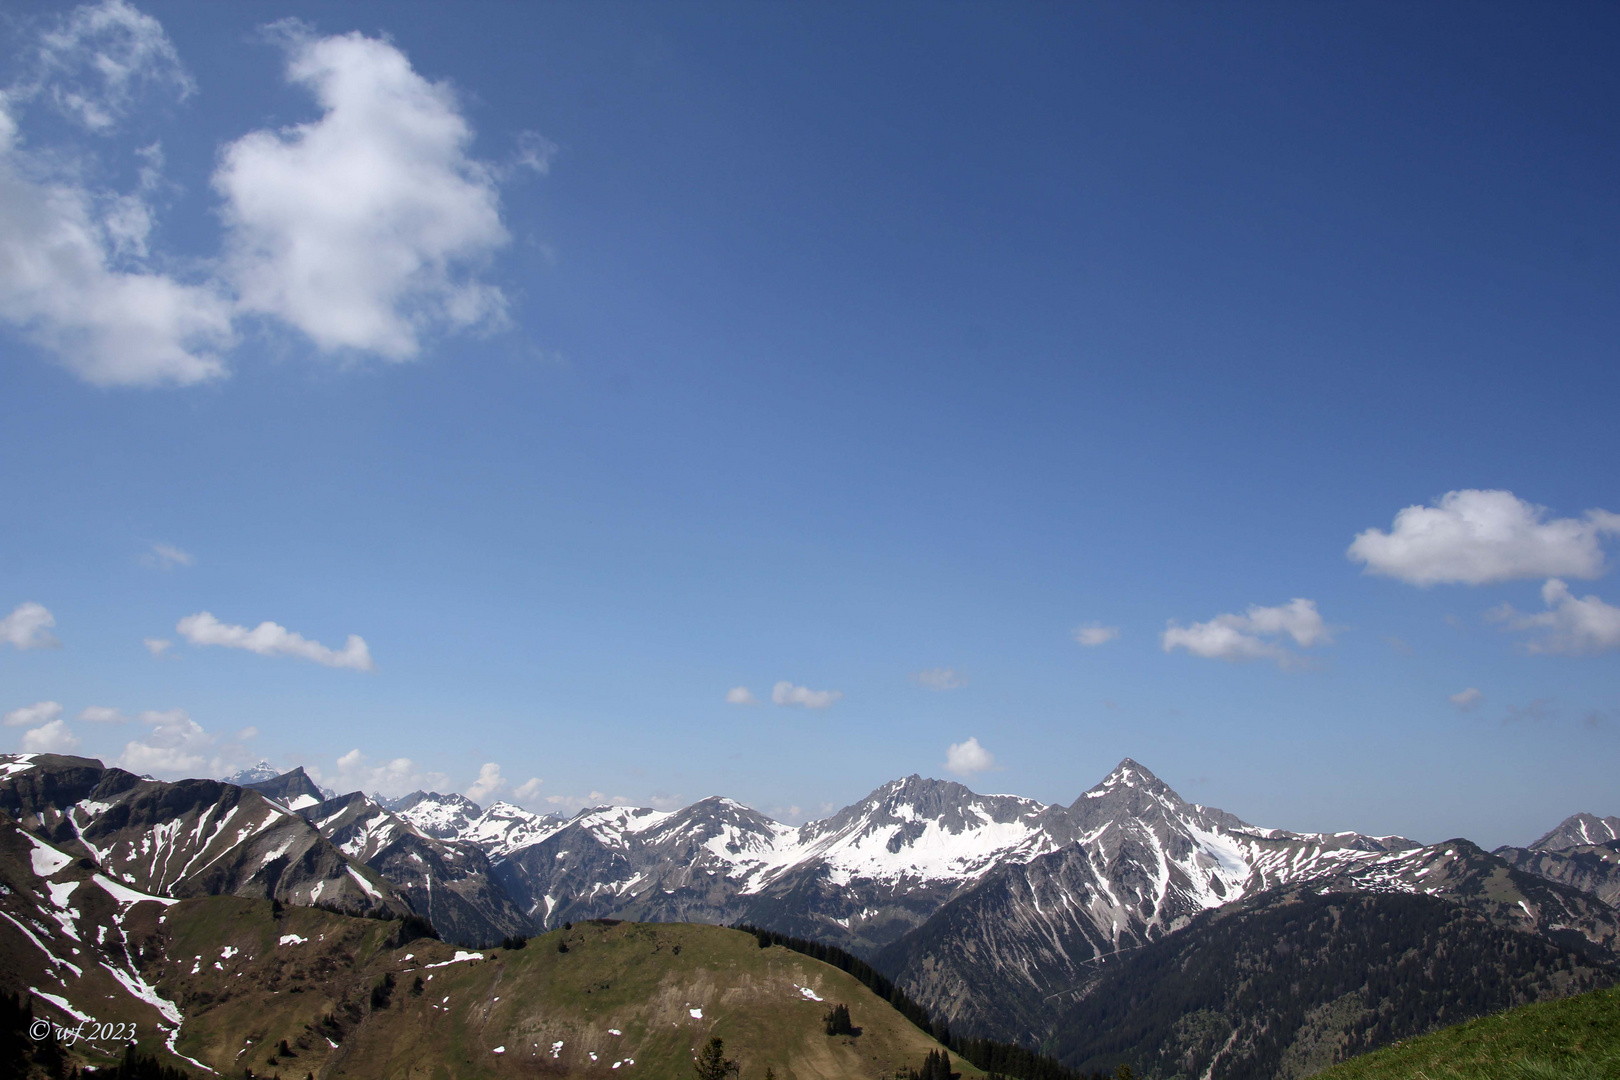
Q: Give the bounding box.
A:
[152,903,977,1080]
[1312,984,1620,1080]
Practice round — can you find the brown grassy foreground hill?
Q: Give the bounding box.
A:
[154,904,977,1079]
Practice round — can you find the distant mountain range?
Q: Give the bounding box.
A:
[3,750,1616,1077]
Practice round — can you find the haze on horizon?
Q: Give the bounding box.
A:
[1,0,1616,850]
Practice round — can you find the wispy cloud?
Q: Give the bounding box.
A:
[140,542,194,570]
[143,637,171,657]
[1162,598,1332,668]
[1349,490,1620,586]
[79,705,128,723]
[724,686,758,705]
[771,681,842,709]
[912,667,968,690]
[1449,688,1483,711]
[177,611,373,670]
[1072,624,1120,647]
[4,701,63,727]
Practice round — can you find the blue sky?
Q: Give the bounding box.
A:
[1,1,1616,846]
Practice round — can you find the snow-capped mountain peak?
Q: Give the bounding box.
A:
[221,759,280,785]
[393,790,484,840]
[460,800,564,858]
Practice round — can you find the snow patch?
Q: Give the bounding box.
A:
[424,951,484,968]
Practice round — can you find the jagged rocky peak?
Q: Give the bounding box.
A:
[393,790,484,839]
[241,765,327,812]
[1530,812,1620,852]
[1069,758,1248,833]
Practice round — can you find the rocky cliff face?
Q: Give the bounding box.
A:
[0,753,404,916]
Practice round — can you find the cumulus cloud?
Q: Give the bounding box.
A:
[944,736,995,777]
[79,705,127,723]
[176,611,373,671]
[118,708,213,777]
[0,8,234,387]
[1348,490,1620,586]
[306,748,448,800]
[512,777,544,804]
[4,701,63,727]
[140,542,193,569]
[21,719,81,754]
[1,602,60,649]
[2,5,532,388]
[1489,579,1620,656]
[1449,688,1484,711]
[771,681,842,709]
[1073,624,1120,647]
[912,667,968,690]
[466,762,505,803]
[214,25,509,358]
[1162,598,1332,667]
[544,791,632,815]
[724,686,758,706]
[143,637,171,657]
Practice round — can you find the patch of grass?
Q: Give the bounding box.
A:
[1314,984,1620,1080]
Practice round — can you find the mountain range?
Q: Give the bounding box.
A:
[4,750,1617,1077]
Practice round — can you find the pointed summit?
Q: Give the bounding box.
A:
[1530,812,1620,852]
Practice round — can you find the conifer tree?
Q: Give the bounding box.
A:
[694,1036,740,1080]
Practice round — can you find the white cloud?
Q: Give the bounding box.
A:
[1489,579,1620,656]
[944,736,995,777]
[912,667,968,690]
[512,777,544,803]
[4,701,63,727]
[1348,490,1620,586]
[466,762,505,803]
[1,602,60,649]
[544,791,633,814]
[306,748,448,800]
[2,8,533,390]
[118,708,211,777]
[1161,598,1332,668]
[0,19,234,387]
[214,26,509,359]
[140,542,193,570]
[176,611,373,671]
[1449,688,1484,711]
[771,681,842,709]
[31,0,194,131]
[725,686,758,706]
[21,719,81,754]
[79,705,127,723]
[143,637,171,657]
[1073,623,1120,647]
